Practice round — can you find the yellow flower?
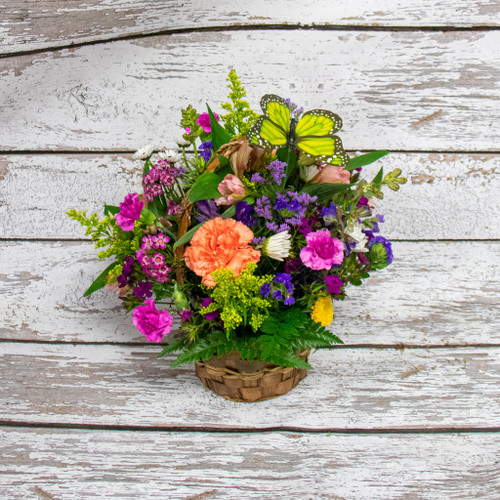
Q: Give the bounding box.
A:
[311,297,334,327]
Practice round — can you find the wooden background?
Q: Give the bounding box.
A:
[1,2,500,498]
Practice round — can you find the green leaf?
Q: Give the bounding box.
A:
[188,172,222,203]
[104,205,119,216]
[83,261,118,297]
[345,150,390,171]
[139,208,156,226]
[301,183,351,203]
[143,158,153,176]
[373,166,384,185]
[207,104,231,151]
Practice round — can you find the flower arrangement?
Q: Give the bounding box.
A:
[68,70,405,395]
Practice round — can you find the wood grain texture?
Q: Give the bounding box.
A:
[1,30,499,151]
[1,152,499,240]
[1,344,499,429]
[2,428,499,500]
[2,1,499,55]
[1,241,498,345]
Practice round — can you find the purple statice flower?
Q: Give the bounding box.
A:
[195,199,219,222]
[369,236,393,265]
[201,297,220,321]
[284,98,304,119]
[117,256,134,287]
[255,196,272,220]
[133,281,153,299]
[236,201,257,227]
[178,309,193,322]
[198,141,213,163]
[260,282,271,298]
[284,296,295,306]
[267,160,287,185]
[274,193,288,211]
[285,258,302,274]
[322,203,337,225]
[325,275,344,295]
[250,173,269,185]
[252,236,266,245]
[115,193,144,231]
[266,221,289,233]
[273,289,283,301]
[285,214,304,228]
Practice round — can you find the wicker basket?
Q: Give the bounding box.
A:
[195,350,310,402]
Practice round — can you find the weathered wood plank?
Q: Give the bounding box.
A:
[1,31,499,151]
[2,1,499,55]
[1,428,499,499]
[1,241,498,345]
[1,153,498,240]
[1,345,499,429]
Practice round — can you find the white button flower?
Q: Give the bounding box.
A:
[175,136,191,147]
[133,144,155,159]
[158,149,182,163]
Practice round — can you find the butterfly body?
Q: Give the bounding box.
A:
[248,94,349,166]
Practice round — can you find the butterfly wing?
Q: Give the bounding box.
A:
[247,94,290,148]
[295,109,348,165]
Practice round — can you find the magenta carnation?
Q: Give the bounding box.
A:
[115,193,144,231]
[132,299,173,342]
[300,230,344,270]
[196,112,220,133]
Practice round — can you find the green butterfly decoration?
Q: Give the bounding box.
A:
[247,94,349,166]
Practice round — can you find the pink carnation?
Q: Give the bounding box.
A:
[115,193,144,231]
[300,230,344,270]
[214,174,246,206]
[196,112,220,133]
[132,300,173,342]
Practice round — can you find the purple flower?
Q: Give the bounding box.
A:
[251,173,269,185]
[369,236,394,265]
[285,259,302,274]
[255,196,272,220]
[267,160,287,185]
[196,112,220,133]
[284,296,295,306]
[300,230,344,270]
[199,141,213,163]
[357,196,369,207]
[115,193,144,231]
[322,203,337,225]
[325,275,344,295]
[288,200,302,212]
[275,273,294,294]
[236,201,257,227]
[260,283,271,298]
[274,193,288,211]
[178,309,193,322]
[252,236,266,245]
[195,199,219,222]
[201,297,220,321]
[132,300,173,342]
[273,289,283,301]
[117,256,134,287]
[133,281,153,299]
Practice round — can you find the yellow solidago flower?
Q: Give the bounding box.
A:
[311,296,334,327]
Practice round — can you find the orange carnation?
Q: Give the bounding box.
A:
[184,217,261,286]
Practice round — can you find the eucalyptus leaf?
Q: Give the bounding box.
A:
[345,150,390,171]
[83,261,118,297]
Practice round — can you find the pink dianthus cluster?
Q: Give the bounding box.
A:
[136,233,171,283]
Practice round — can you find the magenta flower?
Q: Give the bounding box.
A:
[132,300,173,342]
[196,112,220,133]
[300,230,344,270]
[115,193,144,231]
[325,275,344,294]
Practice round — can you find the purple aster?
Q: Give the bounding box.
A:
[198,141,213,163]
[267,160,287,185]
[322,203,337,225]
[236,201,257,227]
[325,275,344,294]
[284,296,295,306]
[273,289,283,301]
[275,273,294,294]
[274,193,288,211]
[287,200,302,212]
[260,282,271,298]
[195,199,219,222]
[133,281,153,299]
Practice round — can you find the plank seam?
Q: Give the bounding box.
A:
[1,24,499,60]
[1,421,499,434]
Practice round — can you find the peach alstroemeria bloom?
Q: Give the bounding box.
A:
[214,174,246,206]
[184,217,261,286]
[312,165,350,185]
